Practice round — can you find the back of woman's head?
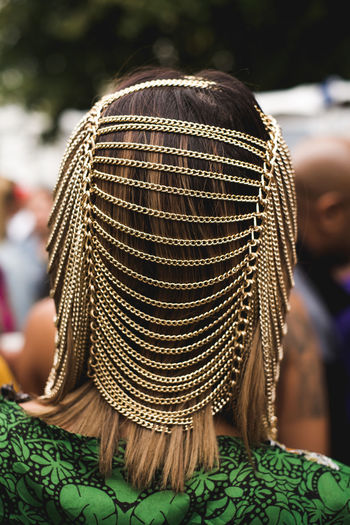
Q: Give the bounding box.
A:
[45,68,297,490]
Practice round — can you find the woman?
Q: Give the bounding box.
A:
[0,69,349,524]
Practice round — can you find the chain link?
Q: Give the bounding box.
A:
[92,172,259,202]
[46,81,297,437]
[94,141,264,175]
[93,152,262,185]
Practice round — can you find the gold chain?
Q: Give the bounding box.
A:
[92,201,260,247]
[94,254,249,309]
[45,78,297,439]
[94,218,253,266]
[92,154,262,185]
[94,142,264,175]
[91,172,259,202]
[97,115,267,159]
[92,199,261,224]
[98,114,267,149]
[94,241,254,290]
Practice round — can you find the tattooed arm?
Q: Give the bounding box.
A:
[277,290,330,455]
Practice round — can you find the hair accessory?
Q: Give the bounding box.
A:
[45,78,296,439]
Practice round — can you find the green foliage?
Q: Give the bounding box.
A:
[0,0,349,134]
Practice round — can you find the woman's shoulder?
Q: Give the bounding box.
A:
[0,388,33,462]
[191,435,350,524]
[0,387,95,443]
[217,435,350,488]
[220,434,348,468]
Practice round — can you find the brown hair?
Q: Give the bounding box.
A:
[31,68,293,491]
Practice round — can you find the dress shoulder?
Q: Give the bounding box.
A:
[198,436,350,524]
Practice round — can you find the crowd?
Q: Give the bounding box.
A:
[0,182,52,389]
[0,181,51,331]
[0,68,348,523]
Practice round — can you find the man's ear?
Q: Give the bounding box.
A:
[315,191,345,235]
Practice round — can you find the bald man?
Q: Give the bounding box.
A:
[292,135,350,465]
[294,136,350,261]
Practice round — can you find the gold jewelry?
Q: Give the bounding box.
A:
[90,202,260,247]
[91,173,259,202]
[97,115,267,158]
[45,77,297,440]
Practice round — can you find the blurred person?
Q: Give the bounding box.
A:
[0,176,20,239]
[292,135,350,465]
[0,69,349,523]
[0,177,18,333]
[0,176,19,370]
[0,186,54,394]
[0,266,14,334]
[25,187,52,253]
[0,297,55,395]
[0,184,52,329]
[0,355,19,390]
[20,186,52,297]
[278,289,330,455]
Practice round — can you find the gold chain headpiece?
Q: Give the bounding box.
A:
[45,76,297,438]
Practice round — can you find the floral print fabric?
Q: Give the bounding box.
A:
[0,396,349,524]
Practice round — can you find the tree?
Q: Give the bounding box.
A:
[0,0,349,136]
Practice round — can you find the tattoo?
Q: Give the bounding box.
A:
[280,296,327,419]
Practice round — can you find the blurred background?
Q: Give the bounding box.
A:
[0,0,350,464]
[0,0,350,187]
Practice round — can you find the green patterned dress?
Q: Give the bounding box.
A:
[0,395,349,524]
